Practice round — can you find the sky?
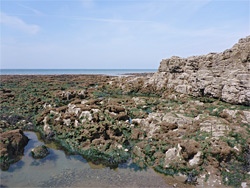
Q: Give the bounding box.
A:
[0,0,249,69]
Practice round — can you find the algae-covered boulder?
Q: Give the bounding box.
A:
[0,129,29,170]
[31,145,50,159]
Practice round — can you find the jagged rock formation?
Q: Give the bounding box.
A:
[147,36,250,105]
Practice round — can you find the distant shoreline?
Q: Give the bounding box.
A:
[0,69,157,76]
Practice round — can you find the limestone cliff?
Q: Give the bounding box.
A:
[148,36,250,105]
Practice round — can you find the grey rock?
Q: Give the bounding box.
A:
[152,36,250,105]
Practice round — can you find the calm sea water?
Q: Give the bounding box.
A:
[0,69,157,76]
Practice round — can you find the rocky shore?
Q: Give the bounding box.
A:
[0,36,249,187]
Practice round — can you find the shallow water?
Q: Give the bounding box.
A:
[1,132,171,187]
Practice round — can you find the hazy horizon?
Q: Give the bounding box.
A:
[1,0,249,69]
[0,68,157,70]
[0,68,158,75]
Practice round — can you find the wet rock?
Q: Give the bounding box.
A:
[31,145,50,159]
[0,129,29,170]
[185,172,198,185]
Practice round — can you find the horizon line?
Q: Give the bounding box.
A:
[0,68,158,70]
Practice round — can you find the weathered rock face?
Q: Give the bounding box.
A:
[148,36,250,105]
[0,129,29,170]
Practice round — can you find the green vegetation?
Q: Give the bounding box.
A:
[1,74,249,187]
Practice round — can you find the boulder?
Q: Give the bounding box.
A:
[31,145,50,159]
[0,129,29,170]
[181,139,200,160]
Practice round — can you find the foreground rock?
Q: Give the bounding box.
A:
[31,145,50,159]
[0,129,29,170]
[147,36,250,105]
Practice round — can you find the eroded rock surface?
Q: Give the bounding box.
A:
[147,36,250,105]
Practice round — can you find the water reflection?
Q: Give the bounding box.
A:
[118,159,145,172]
[29,149,59,166]
[7,160,25,173]
[0,131,170,187]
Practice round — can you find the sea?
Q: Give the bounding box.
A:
[0,69,157,76]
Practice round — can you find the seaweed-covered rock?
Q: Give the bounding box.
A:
[181,139,200,160]
[31,145,50,159]
[0,129,29,170]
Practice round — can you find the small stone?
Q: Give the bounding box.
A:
[31,145,50,159]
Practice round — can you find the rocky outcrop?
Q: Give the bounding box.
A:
[147,36,250,105]
[0,129,29,170]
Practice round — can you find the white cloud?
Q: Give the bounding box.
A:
[18,4,44,16]
[0,12,40,34]
[75,16,151,23]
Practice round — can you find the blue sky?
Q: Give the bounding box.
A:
[0,0,249,69]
